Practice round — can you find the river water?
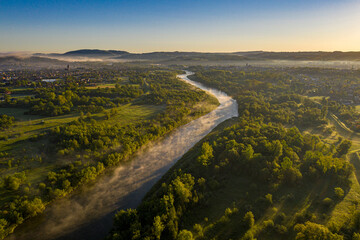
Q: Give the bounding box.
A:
[7,71,238,240]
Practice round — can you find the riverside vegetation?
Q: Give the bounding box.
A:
[0,68,219,239]
[108,66,360,240]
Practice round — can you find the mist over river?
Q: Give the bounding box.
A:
[7,71,238,240]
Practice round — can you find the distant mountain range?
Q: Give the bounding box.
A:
[33,49,360,61]
[2,50,360,68]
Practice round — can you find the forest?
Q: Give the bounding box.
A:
[108,67,360,240]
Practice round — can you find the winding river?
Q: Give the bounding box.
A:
[7,71,238,240]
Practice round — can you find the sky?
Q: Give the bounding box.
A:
[1,0,360,53]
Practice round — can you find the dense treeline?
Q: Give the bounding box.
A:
[0,115,14,130]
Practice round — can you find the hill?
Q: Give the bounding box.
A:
[63,49,129,57]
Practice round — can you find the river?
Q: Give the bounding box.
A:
[7,71,238,240]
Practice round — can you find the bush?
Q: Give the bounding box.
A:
[294,221,343,240]
[242,232,255,240]
[0,114,14,130]
[275,212,286,224]
[4,172,26,191]
[263,219,275,231]
[353,232,360,240]
[265,193,273,205]
[275,224,288,234]
[244,211,255,229]
[177,230,194,240]
[322,198,333,209]
[334,187,344,200]
[193,224,204,238]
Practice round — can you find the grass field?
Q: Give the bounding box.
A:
[355,105,360,113]
[85,82,140,89]
[0,104,164,153]
[85,83,117,89]
[10,94,35,99]
[0,108,43,121]
[307,96,329,103]
[327,152,360,230]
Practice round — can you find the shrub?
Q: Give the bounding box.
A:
[334,187,344,200]
[244,211,255,229]
[322,198,333,209]
[177,230,194,240]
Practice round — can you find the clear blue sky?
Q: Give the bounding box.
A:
[1,0,359,52]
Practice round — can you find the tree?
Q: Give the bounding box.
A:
[5,172,26,191]
[0,219,8,239]
[5,176,21,190]
[273,140,283,159]
[353,232,360,240]
[265,193,273,205]
[294,221,343,240]
[334,187,344,200]
[281,157,292,170]
[283,167,302,185]
[105,111,111,120]
[177,230,194,240]
[152,216,164,239]
[0,114,14,130]
[335,140,352,157]
[110,108,118,117]
[62,180,71,190]
[172,175,194,204]
[322,198,333,209]
[244,211,255,229]
[23,198,45,217]
[113,209,141,240]
[241,144,254,161]
[193,224,204,238]
[242,232,255,240]
[197,142,213,166]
